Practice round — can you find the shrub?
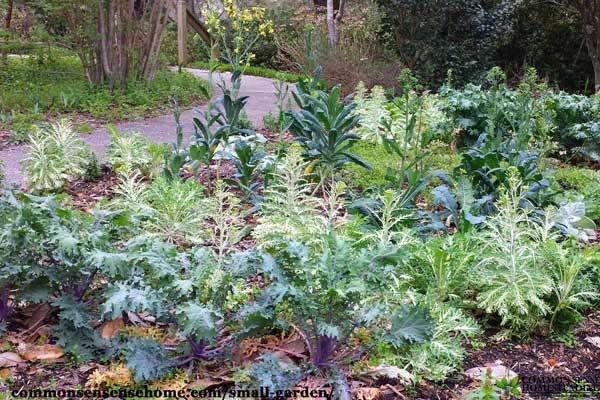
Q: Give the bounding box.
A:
[21,119,92,193]
[376,0,522,87]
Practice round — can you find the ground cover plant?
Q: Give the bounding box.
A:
[0,56,210,144]
[3,1,600,398]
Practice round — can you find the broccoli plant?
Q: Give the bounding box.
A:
[236,233,434,395]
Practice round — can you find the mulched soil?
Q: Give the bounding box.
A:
[412,312,600,399]
[63,166,120,210]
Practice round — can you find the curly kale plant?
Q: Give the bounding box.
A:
[236,234,434,395]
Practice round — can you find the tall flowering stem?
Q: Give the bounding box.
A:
[202,0,274,91]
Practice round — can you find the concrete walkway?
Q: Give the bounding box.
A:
[0,69,280,186]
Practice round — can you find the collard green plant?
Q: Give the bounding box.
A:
[288,83,371,176]
[545,91,600,162]
[429,177,493,232]
[21,119,92,193]
[454,132,552,209]
[439,67,552,148]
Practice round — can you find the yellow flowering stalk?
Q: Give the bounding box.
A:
[202,0,274,76]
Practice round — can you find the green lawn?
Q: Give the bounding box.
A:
[0,56,210,142]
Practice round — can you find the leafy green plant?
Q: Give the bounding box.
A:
[554,168,600,223]
[403,302,479,381]
[106,126,153,175]
[188,105,228,182]
[253,151,349,250]
[0,189,132,355]
[545,91,600,162]
[236,234,434,396]
[472,170,553,335]
[353,190,417,246]
[262,79,292,134]
[465,368,521,399]
[429,177,493,232]
[440,67,552,148]
[207,181,247,264]
[223,139,266,200]
[409,233,477,302]
[0,57,209,134]
[541,241,597,333]
[21,119,92,193]
[288,83,372,178]
[353,80,446,145]
[110,174,208,246]
[454,132,552,208]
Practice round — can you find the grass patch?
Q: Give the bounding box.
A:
[189,61,303,83]
[0,56,210,140]
[341,141,396,190]
[341,140,462,194]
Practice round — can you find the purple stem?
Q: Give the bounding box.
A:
[174,335,224,367]
[0,284,14,323]
[312,335,337,370]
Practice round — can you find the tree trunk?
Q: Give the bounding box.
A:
[569,0,600,91]
[592,52,600,92]
[326,0,345,46]
[1,0,13,60]
[4,0,13,29]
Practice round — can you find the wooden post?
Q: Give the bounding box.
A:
[177,0,187,66]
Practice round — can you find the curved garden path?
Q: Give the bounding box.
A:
[0,69,280,186]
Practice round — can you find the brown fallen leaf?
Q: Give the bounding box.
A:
[585,336,600,348]
[22,345,64,361]
[187,378,224,390]
[100,318,124,340]
[0,368,11,377]
[355,387,380,400]
[0,352,23,367]
[24,303,53,331]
